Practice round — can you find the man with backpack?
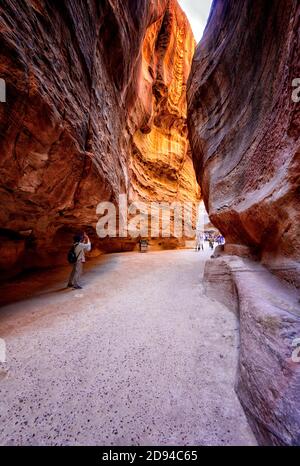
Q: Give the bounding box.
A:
[67,232,91,289]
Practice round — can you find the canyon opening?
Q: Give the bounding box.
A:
[0,0,299,452]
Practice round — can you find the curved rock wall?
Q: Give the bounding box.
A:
[129,2,198,206]
[0,0,199,276]
[188,0,300,287]
[187,0,300,445]
[203,254,300,446]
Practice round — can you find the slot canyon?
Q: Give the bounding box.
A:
[0,0,299,447]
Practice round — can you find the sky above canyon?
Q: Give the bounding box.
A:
[179,0,213,42]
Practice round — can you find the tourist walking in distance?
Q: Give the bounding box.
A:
[195,231,204,251]
[68,232,91,289]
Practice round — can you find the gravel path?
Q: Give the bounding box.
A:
[0,249,256,445]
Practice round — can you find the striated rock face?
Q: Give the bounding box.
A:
[0,0,199,276]
[188,0,300,287]
[204,256,300,446]
[129,3,198,207]
[188,0,300,445]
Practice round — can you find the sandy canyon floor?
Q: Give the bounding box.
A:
[0,248,256,445]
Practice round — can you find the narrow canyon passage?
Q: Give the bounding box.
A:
[0,250,256,446]
[0,0,299,448]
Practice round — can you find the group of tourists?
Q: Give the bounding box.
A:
[195,232,225,252]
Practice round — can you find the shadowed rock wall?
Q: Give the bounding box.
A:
[188,0,300,288]
[187,0,300,445]
[0,0,199,276]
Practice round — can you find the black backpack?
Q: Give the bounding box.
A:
[67,243,79,264]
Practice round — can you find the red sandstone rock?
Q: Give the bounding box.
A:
[188,0,300,288]
[188,0,300,445]
[203,256,300,446]
[0,0,199,275]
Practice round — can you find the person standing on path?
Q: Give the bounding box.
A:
[195,231,204,251]
[68,232,91,289]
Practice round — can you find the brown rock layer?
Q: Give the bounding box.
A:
[0,0,199,276]
[187,0,300,445]
[203,256,300,446]
[188,0,300,287]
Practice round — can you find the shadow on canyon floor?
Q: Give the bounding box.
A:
[0,254,121,309]
[0,249,256,446]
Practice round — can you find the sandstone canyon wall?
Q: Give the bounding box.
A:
[0,0,199,276]
[188,0,300,446]
[188,0,300,288]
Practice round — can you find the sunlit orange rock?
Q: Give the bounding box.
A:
[129,2,198,206]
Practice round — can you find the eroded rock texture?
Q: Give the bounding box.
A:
[188,0,300,445]
[0,0,198,276]
[129,4,197,206]
[204,256,300,446]
[188,0,300,287]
